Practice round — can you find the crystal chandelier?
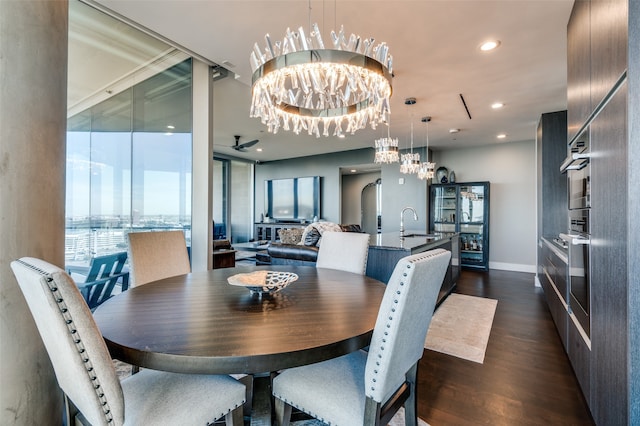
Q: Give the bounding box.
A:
[400,102,420,174]
[400,151,420,174]
[417,116,436,180]
[250,22,393,137]
[374,123,399,164]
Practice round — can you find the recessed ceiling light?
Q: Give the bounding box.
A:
[449,128,460,134]
[167,125,175,129]
[491,102,504,109]
[256,148,263,152]
[480,40,501,51]
[350,169,357,173]
[497,133,507,139]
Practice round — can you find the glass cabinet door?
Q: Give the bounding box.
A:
[430,181,489,270]
[431,185,457,233]
[458,184,487,268]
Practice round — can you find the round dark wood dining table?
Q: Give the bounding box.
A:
[93,265,387,375]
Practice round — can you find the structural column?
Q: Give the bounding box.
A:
[0,1,68,424]
[190,59,214,271]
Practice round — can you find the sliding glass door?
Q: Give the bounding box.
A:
[213,157,253,243]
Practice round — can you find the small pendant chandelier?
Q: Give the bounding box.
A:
[400,98,420,174]
[249,12,393,138]
[417,116,436,180]
[374,121,399,164]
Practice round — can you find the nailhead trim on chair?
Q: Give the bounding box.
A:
[17,260,115,424]
[367,249,447,395]
[368,262,412,394]
[277,397,332,425]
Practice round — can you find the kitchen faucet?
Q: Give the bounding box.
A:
[400,206,418,237]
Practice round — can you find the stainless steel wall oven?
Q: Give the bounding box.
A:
[564,128,591,209]
[561,127,591,338]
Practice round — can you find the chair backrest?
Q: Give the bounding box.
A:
[80,252,128,310]
[11,258,125,426]
[127,230,191,287]
[315,231,370,275]
[364,248,451,403]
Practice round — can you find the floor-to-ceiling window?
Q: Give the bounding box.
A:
[66,0,192,262]
[213,157,254,243]
[213,158,229,239]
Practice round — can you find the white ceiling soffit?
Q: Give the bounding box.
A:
[68,0,185,115]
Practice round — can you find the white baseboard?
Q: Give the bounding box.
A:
[488,262,537,273]
[534,275,542,287]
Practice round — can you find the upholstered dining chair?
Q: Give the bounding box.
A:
[127,230,191,287]
[10,257,245,426]
[272,248,451,426]
[315,231,371,275]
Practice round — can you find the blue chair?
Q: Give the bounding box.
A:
[66,252,129,311]
[272,249,451,426]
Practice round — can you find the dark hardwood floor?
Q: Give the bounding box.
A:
[418,269,594,425]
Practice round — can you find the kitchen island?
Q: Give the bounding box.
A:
[366,232,460,307]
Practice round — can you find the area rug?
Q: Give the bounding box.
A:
[424,293,498,364]
[291,407,429,426]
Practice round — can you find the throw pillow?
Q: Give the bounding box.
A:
[278,228,304,244]
[299,222,342,247]
[303,228,321,246]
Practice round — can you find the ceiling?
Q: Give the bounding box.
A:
[86,0,574,163]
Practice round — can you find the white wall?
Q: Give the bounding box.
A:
[341,171,381,225]
[433,140,537,272]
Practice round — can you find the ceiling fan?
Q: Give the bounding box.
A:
[231,135,259,152]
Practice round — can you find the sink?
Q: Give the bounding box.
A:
[401,233,438,239]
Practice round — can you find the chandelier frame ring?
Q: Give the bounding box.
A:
[251,49,393,87]
[251,49,393,120]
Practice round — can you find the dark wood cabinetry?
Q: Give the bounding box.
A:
[567,316,592,406]
[588,80,628,425]
[536,111,567,241]
[590,0,628,111]
[561,1,634,424]
[366,234,458,308]
[567,0,591,142]
[539,240,569,349]
[567,0,628,143]
[536,109,569,353]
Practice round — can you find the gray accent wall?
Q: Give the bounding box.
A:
[255,149,369,224]
[433,140,537,272]
[254,148,429,232]
[256,143,537,272]
[378,156,428,234]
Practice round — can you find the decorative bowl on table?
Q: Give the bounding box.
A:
[227,270,298,295]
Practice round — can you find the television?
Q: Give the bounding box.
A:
[265,176,321,222]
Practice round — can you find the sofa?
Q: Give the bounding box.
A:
[267,223,363,266]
